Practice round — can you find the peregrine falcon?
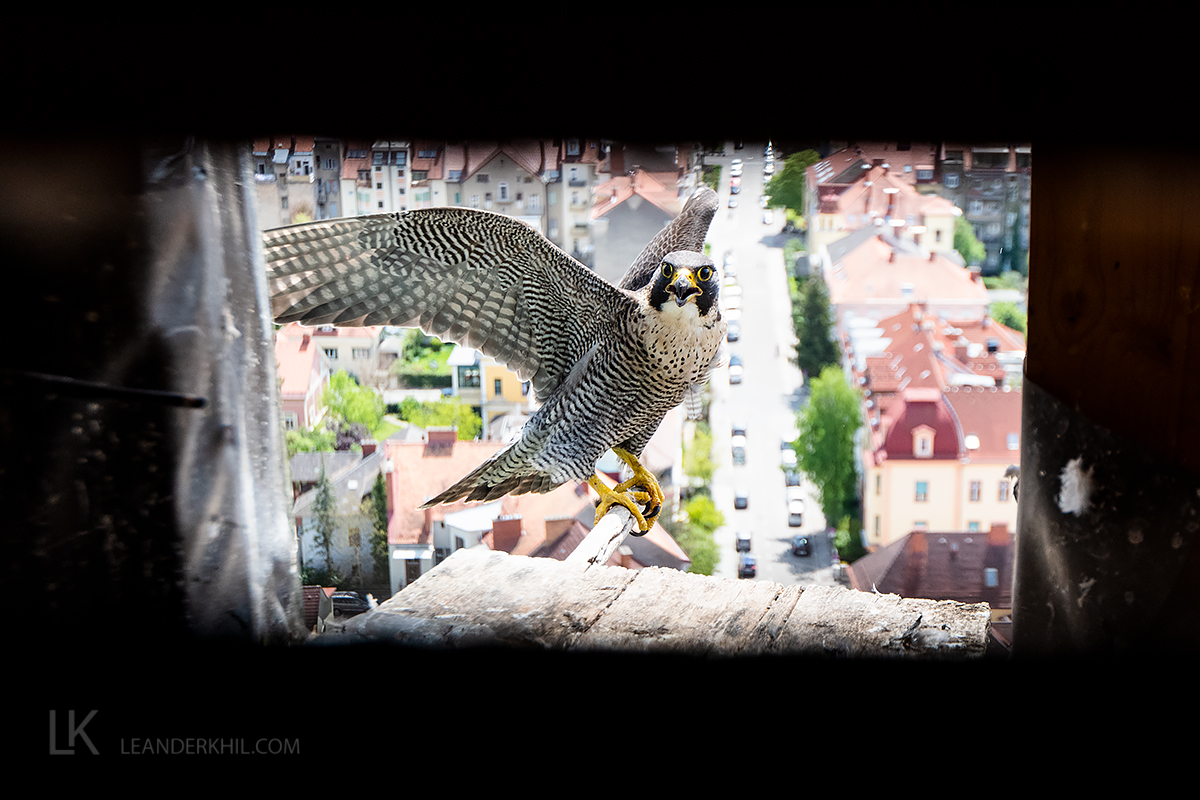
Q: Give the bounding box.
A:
[264,186,723,534]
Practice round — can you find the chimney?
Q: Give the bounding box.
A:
[969,266,982,284]
[491,515,523,553]
[426,427,458,447]
[543,516,575,546]
[300,334,310,350]
[889,250,896,263]
[929,251,936,262]
[360,440,377,456]
[987,522,1010,546]
[618,544,634,569]
[955,337,970,361]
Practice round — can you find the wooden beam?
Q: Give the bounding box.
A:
[327,546,991,658]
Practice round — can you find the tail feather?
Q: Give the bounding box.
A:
[419,436,561,508]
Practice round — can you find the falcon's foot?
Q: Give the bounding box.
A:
[588,447,664,535]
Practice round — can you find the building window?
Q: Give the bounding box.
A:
[914,432,932,457]
[323,348,338,359]
[984,567,999,587]
[412,171,429,181]
[352,348,371,359]
[915,481,928,502]
[913,521,928,531]
[378,201,384,208]
[281,196,288,209]
[358,170,370,182]
[459,366,480,388]
[969,200,984,215]
[567,139,580,155]
[873,515,880,537]
[528,194,540,212]
[875,474,881,495]
[375,166,382,173]
[470,195,479,208]
[498,181,509,201]
[477,173,489,183]
[374,153,384,165]
[376,182,383,189]
[999,481,1010,502]
[418,148,437,159]
[917,169,933,180]
[968,521,980,532]
[944,173,959,189]
[283,412,298,430]
[936,229,943,242]
[970,481,981,502]
[494,379,503,396]
[1007,433,1019,450]
[485,192,492,209]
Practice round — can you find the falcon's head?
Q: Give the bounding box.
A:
[647,251,720,318]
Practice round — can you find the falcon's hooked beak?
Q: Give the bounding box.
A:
[669,271,701,307]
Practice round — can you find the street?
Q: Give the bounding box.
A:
[703,142,836,586]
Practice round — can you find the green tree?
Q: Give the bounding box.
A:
[989,301,1027,335]
[397,396,482,440]
[834,515,866,564]
[792,274,840,378]
[764,149,820,212]
[323,370,385,431]
[364,472,389,588]
[953,216,987,266]
[311,461,339,581]
[668,494,724,576]
[286,426,336,459]
[683,421,715,485]
[794,367,862,527]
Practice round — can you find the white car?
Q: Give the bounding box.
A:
[759,196,770,208]
[762,210,774,225]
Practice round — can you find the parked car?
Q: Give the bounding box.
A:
[331,591,371,618]
[731,419,747,437]
[734,489,749,510]
[792,535,811,556]
[731,434,747,465]
[781,447,797,469]
[731,183,741,195]
[728,354,743,384]
[788,498,805,527]
[736,530,752,552]
[784,469,801,487]
[762,209,774,224]
[759,195,770,208]
[728,197,739,208]
[726,321,740,342]
[738,554,757,578]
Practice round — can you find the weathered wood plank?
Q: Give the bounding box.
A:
[326,547,990,658]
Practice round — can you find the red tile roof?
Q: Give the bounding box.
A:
[274,331,325,399]
[828,235,989,309]
[943,386,1022,461]
[848,525,1015,609]
[591,169,682,220]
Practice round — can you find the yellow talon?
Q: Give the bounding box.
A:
[586,447,664,534]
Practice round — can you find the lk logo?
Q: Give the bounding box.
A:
[50,710,99,755]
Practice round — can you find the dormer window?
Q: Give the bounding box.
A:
[1007,433,1019,450]
[913,424,935,458]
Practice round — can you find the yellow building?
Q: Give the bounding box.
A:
[863,386,1020,548]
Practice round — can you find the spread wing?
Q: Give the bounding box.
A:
[618,185,719,292]
[264,207,638,401]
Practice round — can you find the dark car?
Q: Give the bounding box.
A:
[738,554,757,578]
[331,591,371,618]
[734,489,749,510]
[792,534,811,556]
[784,469,801,487]
[735,530,752,552]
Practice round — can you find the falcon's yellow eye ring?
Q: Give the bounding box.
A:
[661,263,674,279]
[697,266,713,282]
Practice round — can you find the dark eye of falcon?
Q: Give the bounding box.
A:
[697,266,713,282]
[661,263,674,279]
